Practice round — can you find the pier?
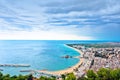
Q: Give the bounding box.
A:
[0,64,30,67]
[20,70,34,72]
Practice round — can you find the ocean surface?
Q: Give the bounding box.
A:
[0,40,114,76]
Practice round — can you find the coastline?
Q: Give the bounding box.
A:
[38,45,84,75]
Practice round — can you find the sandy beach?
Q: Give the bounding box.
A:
[38,45,84,75]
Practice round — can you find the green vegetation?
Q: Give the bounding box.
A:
[0,72,56,80]
[0,72,33,80]
[39,76,56,80]
[65,73,76,80]
[0,68,120,80]
[78,68,120,80]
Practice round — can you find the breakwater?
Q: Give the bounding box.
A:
[0,64,30,67]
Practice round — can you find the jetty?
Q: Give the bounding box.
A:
[0,64,30,67]
[20,70,34,72]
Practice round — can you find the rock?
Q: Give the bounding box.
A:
[62,55,72,59]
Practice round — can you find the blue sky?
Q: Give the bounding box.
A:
[0,0,120,40]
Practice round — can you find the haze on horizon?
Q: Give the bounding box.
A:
[0,0,120,40]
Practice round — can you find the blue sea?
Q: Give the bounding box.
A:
[0,40,114,76]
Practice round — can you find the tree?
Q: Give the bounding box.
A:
[87,70,97,80]
[61,74,66,80]
[77,77,87,80]
[27,74,33,80]
[0,72,3,80]
[10,75,17,80]
[110,69,120,80]
[16,74,26,80]
[97,68,111,80]
[2,74,10,80]
[39,76,56,80]
[65,73,76,80]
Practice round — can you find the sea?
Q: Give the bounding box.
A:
[0,40,115,76]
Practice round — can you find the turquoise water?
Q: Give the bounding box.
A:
[0,40,112,75]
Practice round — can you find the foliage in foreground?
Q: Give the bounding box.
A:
[0,68,120,80]
[78,68,120,80]
[0,73,33,80]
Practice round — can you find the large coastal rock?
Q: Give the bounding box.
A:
[61,55,72,59]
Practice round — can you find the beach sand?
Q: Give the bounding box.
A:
[38,45,84,75]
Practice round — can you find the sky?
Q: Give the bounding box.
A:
[0,0,120,40]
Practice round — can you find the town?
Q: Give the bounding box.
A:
[67,43,120,78]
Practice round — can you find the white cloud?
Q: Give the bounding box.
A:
[0,0,119,40]
[0,31,94,40]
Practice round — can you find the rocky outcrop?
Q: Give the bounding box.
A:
[61,55,72,59]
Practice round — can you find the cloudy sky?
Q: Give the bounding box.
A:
[0,0,120,40]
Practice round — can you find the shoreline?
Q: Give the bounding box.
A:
[38,45,84,75]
